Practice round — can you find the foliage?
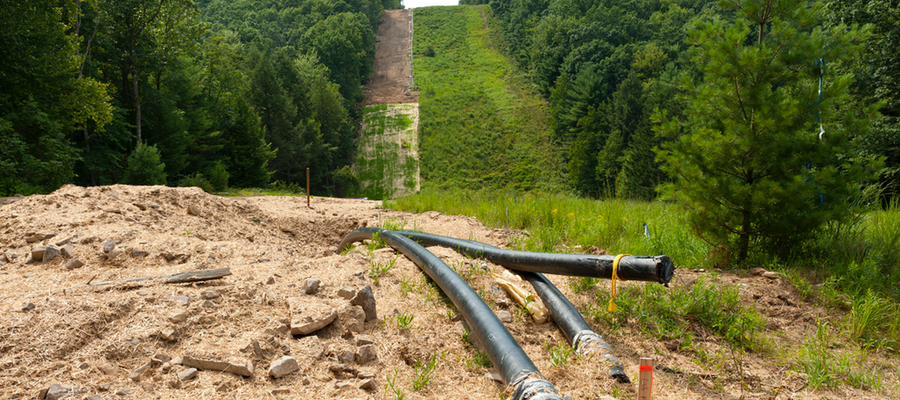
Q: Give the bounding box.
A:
[413,6,567,192]
[411,355,439,390]
[656,0,879,262]
[178,173,214,193]
[123,143,167,185]
[207,161,230,191]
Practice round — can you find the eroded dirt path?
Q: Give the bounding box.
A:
[363,9,418,105]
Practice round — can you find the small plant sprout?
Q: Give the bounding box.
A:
[544,341,574,368]
[386,368,406,400]
[368,255,399,285]
[396,311,414,331]
[412,354,440,390]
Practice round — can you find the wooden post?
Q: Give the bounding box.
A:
[306,167,310,208]
[638,357,653,400]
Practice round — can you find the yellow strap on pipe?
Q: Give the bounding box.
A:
[608,254,630,312]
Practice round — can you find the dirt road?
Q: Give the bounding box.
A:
[363,9,418,105]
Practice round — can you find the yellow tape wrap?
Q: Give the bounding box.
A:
[608,254,630,312]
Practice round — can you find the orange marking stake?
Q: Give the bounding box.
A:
[638,357,653,400]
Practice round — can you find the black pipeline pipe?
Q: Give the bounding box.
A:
[364,229,632,382]
[339,228,564,400]
[342,228,674,285]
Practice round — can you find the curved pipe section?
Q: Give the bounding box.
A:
[365,229,633,382]
[340,228,564,400]
[340,228,674,285]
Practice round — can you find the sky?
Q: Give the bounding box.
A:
[403,0,459,9]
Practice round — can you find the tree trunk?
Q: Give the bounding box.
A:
[133,67,141,145]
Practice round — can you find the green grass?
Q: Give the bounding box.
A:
[414,6,566,191]
[411,354,440,391]
[386,188,710,267]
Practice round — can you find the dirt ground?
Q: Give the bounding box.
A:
[362,9,418,106]
[1,185,895,399]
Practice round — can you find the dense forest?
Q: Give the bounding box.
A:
[484,0,899,203]
[1,0,400,197]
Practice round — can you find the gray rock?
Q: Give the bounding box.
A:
[151,354,171,366]
[44,384,72,400]
[22,302,35,312]
[114,388,132,396]
[200,290,219,299]
[337,286,356,300]
[328,363,358,377]
[490,283,505,298]
[129,362,151,382]
[265,276,275,285]
[171,296,189,306]
[181,354,253,377]
[187,204,202,216]
[303,278,321,295]
[497,310,513,323]
[137,289,149,296]
[358,371,376,379]
[356,335,375,346]
[350,285,377,322]
[41,244,60,263]
[2,251,16,263]
[80,236,97,244]
[289,297,337,335]
[102,239,117,253]
[337,305,366,334]
[60,244,75,258]
[202,300,217,308]
[268,356,299,379]
[335,381,351,390]
[177,368,198,381]
[86,395,104,400]
[64,258,84,270]
[355,344,378,365]
[55,235,74,246]
[337,349,354,364]
[359,378,377,391]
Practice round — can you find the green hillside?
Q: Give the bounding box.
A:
[413,6,566,191]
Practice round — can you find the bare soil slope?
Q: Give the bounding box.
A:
[0,186,893,399]
[363,9,418,105]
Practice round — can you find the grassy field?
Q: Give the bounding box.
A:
[354,104,420,200]
[386,188,900,395]
[413,6,566,191]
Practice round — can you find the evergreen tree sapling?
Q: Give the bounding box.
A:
[655,0,880,262]
[123,143,168,185]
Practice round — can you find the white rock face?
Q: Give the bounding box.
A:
[268,356,299,378]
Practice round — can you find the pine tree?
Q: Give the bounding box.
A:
[656,0,880,262]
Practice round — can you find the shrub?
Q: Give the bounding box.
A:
[123,143,167,185]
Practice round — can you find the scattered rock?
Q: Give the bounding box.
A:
[31,246,47,262]
[159,328,176,342]
[762,271,780,279]
[54,236,74,246]
[182,353,254,377]
[294,335,325,360]
[200,290,219,299]
[129,362,151,382]
[328,363,358,377]
[80,236,97,244]
[2,251,15,263]
[85,395,103,400]
[337,304,366,334]
[171,296,190,307]
[338,349,354,364]
[170,311,189,323]
[150,354,171,366]
[359,378,377,391]
[167,378,182,389]
[303,278,321,295]
[268,356,299,379]
[490,283,505,298]
[43,384,72,400]
[60,244,75,259]
[356,336,375,346]
[178,368,198,381]
[497,310,513,323]
[65,259,84,270]
[355,344,378,365]
[131,250,149,257]
[22,302,35,312]
[97,363,119,376]
[358,371,376,379]
[137,289,149,296]
[266,276,275,285]
[160,363,172,373]
[102,239,117,253]
[40,244,61,263]
[202,300,217,308]
[337,286,356,300]
[78,362,89,369]
[350,285,377,322]
[26,232,57,244]
[335,381,351,390]
[289,297,338,335]
[187,204,202,216]
[270,388,290,395]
